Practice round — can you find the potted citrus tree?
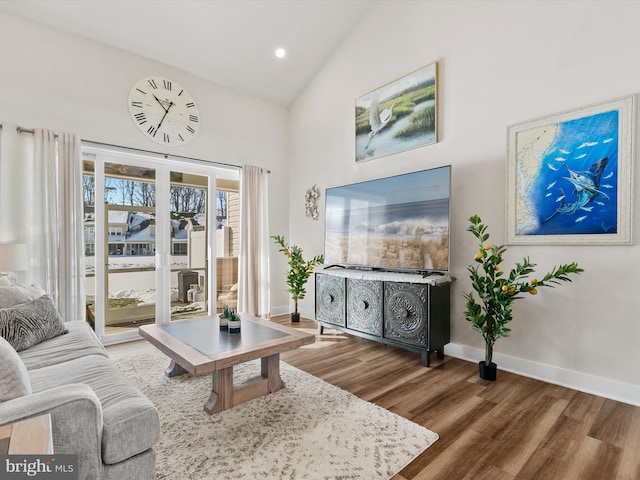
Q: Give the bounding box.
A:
[465,215,583,380]
[272,235,324,322]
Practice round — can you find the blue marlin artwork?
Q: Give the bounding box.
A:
[543,157,609,223]
[514,108,621,237]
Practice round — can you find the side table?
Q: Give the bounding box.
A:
[0,414,53,454]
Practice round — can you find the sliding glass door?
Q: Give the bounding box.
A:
[82,145,232,345]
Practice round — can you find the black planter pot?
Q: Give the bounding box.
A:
[290,312,300,323]
[479,361,497,381]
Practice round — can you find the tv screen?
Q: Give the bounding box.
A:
[324,165,451,273]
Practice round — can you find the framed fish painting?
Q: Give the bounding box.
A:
[355,62,437,162]
[506,95,634,245]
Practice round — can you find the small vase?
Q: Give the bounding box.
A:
[479,361,497,381]
[290,312,300,323]
[228,319,241,334]
[219,316,228,330]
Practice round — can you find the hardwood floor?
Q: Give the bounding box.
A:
[269,315,640,480]
[108,315,640,480]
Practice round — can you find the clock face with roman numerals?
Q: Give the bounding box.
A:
[128,76,200,146]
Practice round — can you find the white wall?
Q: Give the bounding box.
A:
[289,0,640,405]
[0,11,291,312]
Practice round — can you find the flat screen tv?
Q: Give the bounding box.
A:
[324,165,451,274]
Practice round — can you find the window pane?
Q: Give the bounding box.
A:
[215,181,240,313]
[82,155,96,330]
[102,161,157,333]
[170,172,208,319]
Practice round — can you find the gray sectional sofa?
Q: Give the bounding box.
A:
[0,285,160,480]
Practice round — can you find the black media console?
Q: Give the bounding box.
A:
[315,268,451,367]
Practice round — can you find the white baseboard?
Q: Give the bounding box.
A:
[445,343,640,407]
[270,304,290,317]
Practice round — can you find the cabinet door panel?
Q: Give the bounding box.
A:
[346,279,383,336]
[383,282,428,347]
[315,274,346,327]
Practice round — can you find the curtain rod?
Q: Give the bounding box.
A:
[0,123,55,138]
[0,123,270,173]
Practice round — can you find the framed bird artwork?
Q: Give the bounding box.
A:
[355,62,437,163]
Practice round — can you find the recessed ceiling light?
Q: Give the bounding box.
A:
[275,48,286,58]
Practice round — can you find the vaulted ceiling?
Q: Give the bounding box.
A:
[0,0,372,106]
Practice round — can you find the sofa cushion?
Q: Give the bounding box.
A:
[29,355,160,465]
[19,321,107,370]
[0,283,47,308]
[0,336,32,402]
[0,295,68,351]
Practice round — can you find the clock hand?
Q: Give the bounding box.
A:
[154,101,174,136]
[153,94,169,113]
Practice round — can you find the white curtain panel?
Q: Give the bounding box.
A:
[33,129,59,299]
[56,133,86,322]
[0,124,85,321]
[238,165,270,317]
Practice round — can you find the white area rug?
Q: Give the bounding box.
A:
[115,350,438,479]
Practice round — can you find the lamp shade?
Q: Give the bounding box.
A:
[0,243,28,272]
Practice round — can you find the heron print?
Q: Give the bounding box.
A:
[355,63,437,162]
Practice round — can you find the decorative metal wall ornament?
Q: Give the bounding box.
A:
[305,184,320,220]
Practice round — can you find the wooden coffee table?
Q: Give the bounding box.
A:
[138,315,315,414]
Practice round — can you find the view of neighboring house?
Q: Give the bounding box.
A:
[84,207,205,258]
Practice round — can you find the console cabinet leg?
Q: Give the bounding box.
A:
[437,348,445,360]
[421,351,430,367]
[318,324,324,335]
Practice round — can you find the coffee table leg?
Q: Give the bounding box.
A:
[165,360,188,377]
[203,355,284,415]
[205,366,233,414]
[261,354,284,392]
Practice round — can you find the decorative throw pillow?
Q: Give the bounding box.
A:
[0,283,47,308]
[0,335,32,402]
[0,295,68,351]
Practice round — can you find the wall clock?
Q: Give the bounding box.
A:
[128,76,200,146]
